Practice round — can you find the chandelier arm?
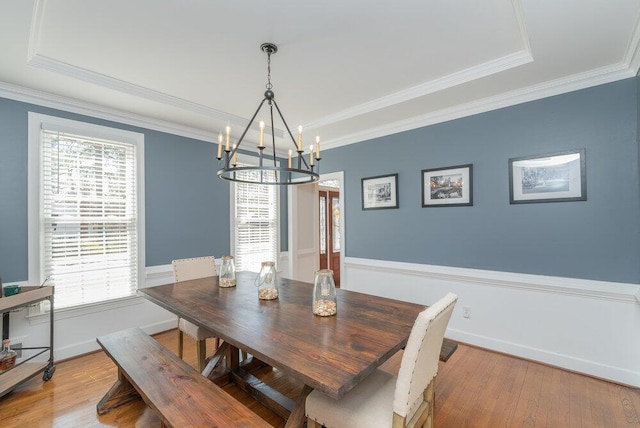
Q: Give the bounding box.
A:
[226,97,268,167]
[271,99,312,169]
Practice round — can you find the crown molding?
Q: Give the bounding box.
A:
[624,9,640,75]
[306,49,533,131]
[322,62,635,150]
[320,3,640,149]
[306,0,533,131]
[26,53,286,137]
[0,80,221,143]
[26,0,283,138]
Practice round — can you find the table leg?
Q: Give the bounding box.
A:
[202,342,231,378]
[284,385,313,428]
[227,343,240,369]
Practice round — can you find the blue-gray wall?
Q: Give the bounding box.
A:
[2,77,639,284]
[0,98,231,282]
[321,77,640,284]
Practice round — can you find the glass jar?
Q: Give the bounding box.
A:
[313,269,337,316]
[0,339,17,372]
[255,261,278,300]
[219,256,236,288]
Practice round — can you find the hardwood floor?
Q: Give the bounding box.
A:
[0,329,638,427]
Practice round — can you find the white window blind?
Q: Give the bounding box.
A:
[40,128,139,309]
[233,168,278,272]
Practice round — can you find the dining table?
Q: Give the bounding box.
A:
[139,271,426,427]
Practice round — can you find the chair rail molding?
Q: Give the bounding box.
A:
[343,257,640,388]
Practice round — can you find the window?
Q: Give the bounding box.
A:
[28,113,145,309]
[232,167,279,272]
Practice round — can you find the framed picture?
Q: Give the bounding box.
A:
[509,149,586,204]
[361,173,399,210]
[422,164,473,207]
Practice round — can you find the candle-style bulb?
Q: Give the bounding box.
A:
[259,121,265,148]
[232,144,237,166]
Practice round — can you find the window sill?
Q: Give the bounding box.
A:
[27,295,145,325]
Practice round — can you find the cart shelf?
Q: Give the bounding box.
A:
[0,285,55,398]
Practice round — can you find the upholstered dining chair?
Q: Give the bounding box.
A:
[306,292,458,428]
[172,256,220,372]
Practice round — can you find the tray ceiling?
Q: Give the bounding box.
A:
[1,0,639,151]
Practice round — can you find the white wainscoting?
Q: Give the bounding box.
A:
[342,257,640,387]
[9,264,178,362]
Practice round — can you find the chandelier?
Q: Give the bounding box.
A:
[216,43,321,185]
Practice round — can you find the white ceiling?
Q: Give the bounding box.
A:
[1,0,640,153]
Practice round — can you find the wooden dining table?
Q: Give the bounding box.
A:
[140,271,425,427]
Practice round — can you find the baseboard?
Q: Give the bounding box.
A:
[447,329,640,388]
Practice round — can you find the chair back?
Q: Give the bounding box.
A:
[392,292,458,418]
[172,256,217,282]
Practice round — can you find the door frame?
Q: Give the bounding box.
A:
[318,171,345,289]
[286,171,345,286]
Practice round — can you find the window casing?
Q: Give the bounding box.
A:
[28,113,145,310]
[231,165,279,273]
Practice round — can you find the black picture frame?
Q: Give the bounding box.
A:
[422,164,473,207]
[509,149,586,204]
[361,173,399,210]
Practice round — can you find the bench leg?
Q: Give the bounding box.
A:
[178,330,184,359]
[96,369,141,415]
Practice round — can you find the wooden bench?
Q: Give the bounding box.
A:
[96,327,270,428]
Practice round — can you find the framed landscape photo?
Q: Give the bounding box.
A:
[509,149,586,204]
[422,164,473,207]
[361,173,399,210]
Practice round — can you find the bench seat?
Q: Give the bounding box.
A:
[96,327,269,428]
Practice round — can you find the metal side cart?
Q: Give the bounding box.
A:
[0,286,55,398]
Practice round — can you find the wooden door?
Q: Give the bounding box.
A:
[318,189,341,286]
[319,192,329,270]
[328,191,341,286]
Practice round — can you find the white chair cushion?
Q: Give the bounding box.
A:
[179,318,216,341]
[306,368,396,428]
[393,292,457,418]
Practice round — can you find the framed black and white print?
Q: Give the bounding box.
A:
[509,149,586,204]
[361,173,399,210]
[422,164,473,207]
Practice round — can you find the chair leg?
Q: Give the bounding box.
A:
[424,379,435,428]
[197,339,207,372]
[178,330,184,359]
[307,418,321,428]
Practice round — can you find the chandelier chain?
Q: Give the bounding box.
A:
[266,50,273,90]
